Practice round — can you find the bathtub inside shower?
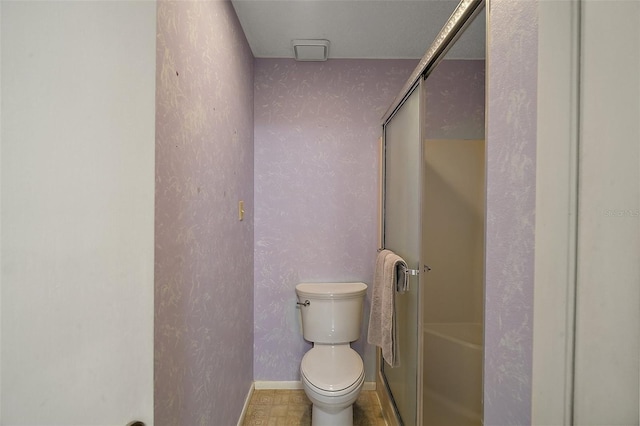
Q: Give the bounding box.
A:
[423,322,483,426]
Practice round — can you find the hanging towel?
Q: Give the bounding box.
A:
[387,252,410,294]
[367,249,410,368]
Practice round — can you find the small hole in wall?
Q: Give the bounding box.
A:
[176,71,179,76]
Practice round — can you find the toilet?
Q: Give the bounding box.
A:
[295,282,368,426]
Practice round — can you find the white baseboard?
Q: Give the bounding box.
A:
[253,380,376,391]
[236,382,255,426]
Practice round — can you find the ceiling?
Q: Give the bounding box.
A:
[231,0,486,60]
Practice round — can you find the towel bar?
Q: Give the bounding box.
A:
[403,267,419,276]
[378,248,420,276]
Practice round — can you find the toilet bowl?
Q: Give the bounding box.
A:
[295,282,368,426]
[300,345,365,425]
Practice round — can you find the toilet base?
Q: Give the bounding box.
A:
[312,403,353,426]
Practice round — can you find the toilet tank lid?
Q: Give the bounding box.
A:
[296,282,367,299]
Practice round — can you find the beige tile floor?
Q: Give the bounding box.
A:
[241,389,387,426]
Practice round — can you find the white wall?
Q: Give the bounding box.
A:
[533,0,579,423]
[1,1,155,424]
[534,1,640,424]
[573,1,639,423]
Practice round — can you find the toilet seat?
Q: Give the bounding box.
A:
[300,345,364,397]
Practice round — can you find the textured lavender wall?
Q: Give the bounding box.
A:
[254,59,417,381]
[155,1,254,424]
[484,0,537,424]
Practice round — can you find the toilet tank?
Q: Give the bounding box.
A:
[295,282,367,344]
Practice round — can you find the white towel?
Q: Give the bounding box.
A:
[367,249,409,368]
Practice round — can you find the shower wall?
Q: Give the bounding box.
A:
[423,59,486,325]
[423,139,485,325]
[253,58,417,382]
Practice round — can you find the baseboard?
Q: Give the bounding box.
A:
[236,382,255,426]
[254,380,376,391]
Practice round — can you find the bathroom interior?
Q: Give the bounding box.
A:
[3,0,639,425]
[380,4,485,424]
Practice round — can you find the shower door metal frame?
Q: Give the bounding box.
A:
[381,0,485,125]
[376,1,485,425]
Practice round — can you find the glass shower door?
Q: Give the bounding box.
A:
[382,83,422,426]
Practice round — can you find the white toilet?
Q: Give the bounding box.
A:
[295,282,368,426]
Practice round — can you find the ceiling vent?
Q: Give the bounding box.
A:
[292,39,330,61]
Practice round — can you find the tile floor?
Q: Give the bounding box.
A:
[241,389,387,426]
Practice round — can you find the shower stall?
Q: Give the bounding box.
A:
[376,2,486,425]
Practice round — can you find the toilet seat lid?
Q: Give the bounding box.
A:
[300,345,364,392]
